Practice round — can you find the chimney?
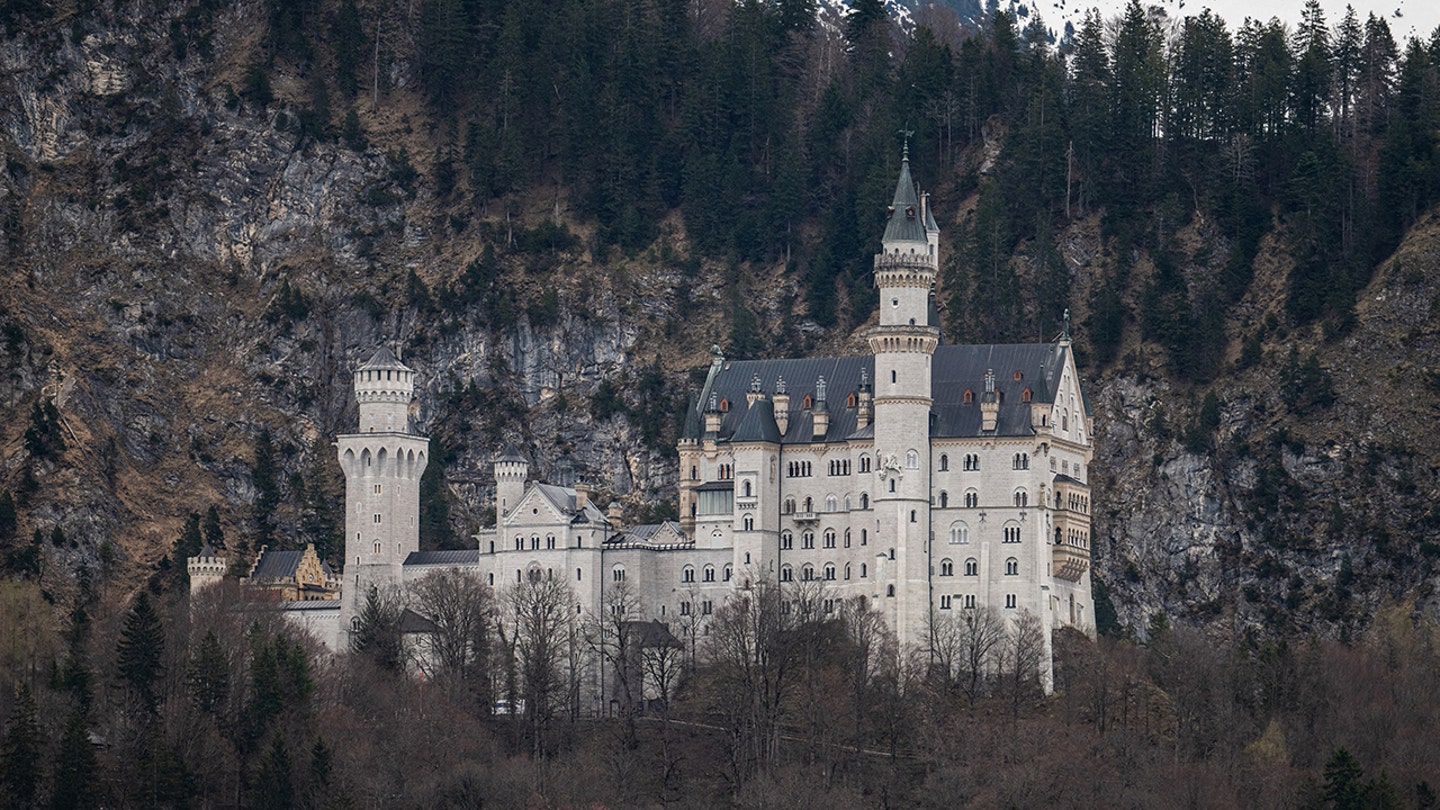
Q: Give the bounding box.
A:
[607,501,624,530]
[773,376,790,436]
[704,393,722,434]
[811,376,829,441]
[857,369,872,429]
[746,373,764,405]
[574,482,591,512]
[981,369,999,433]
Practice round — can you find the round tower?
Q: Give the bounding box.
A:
[494,444,528,518]
[337,348,429,650]
[865,148,941,649]
[187,543,227,594]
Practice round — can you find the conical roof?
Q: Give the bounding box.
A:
[496,443,527,464]
[360,346,411,372]
[882,158,928,245]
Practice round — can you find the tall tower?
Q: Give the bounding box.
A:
[866,149,940,649]
[493,444,528,518]
[336,348,429,649]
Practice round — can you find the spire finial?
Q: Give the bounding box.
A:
[899,127,914,161]
[985,369,996,394]
[749,373,762,394]
[815,376,827,404]
[776,375,787,395]
[1060,308,1072,343]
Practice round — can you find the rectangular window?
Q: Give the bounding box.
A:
[940,595,952,609]
[373,484,382,494]
[964,595,976,608]
[702,600,712,615]
[373,514,381,524]
[1005,594,1017,609]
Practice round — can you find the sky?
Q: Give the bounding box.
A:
[1033,0,1440,42]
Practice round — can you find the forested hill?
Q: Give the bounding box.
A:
[1,0,1439,639]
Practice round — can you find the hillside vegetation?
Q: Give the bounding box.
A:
[0,0,1438,665]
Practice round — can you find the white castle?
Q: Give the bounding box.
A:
[195,155,1095,691]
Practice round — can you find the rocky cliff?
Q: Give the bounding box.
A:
[1,1,1437,640]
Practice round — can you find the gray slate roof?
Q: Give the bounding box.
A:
[496,443,527,464]
[535,483,608,524]
[279,600,340,611]
[250,549,304,582]
[404,549,482,566]
[882,158,929,245]
[686,342,1076,445]
[360,346,411,372]
[606,521,687,547]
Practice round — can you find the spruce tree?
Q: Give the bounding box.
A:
[255,736,294,810]
[0,683,42,809]
[254,429,279,547]
[203,504,225,551]
[50,712,98,809]
[0,489,16,540]
[188,629,229,719]
[116,591,165,714]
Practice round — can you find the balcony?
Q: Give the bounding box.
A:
[1053,543,1090,582]
[791,511,818,523]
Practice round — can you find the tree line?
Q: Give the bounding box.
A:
[4,569,1440,806]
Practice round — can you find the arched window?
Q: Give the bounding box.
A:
[889,479,896,493]
[844,563,852,580]
[546,534,556,549]
[802,531,815,549]
[965,489,978,508]
[860,493,869,509]
[723,565,732,582]
[1004,523,1022,543]
[950,521,970,544]
[939,491,949,508]
[939,454,949,471]
[887,584,895,597]
[825,495,837,512]
[1022,387,1033,403]
[719,397,730,413]
[682,566,695,583]
[910,510,917,523]
[846,392,857,408]
[742,480,752,497]
[704,565,716,582]
[905,450,919,469]
[802,394,813,409]
[1014,489,1028,507]
[781,531,793,550]
[803,496,813,513]
[844,529,851,548]
[861,563,868,578]
[802,564,815,581]
[781,565,793,582]
[784,498,796,514]
[940,558,954,576]
[965,558,979,576]
[743,515,755,531]
[373,541,381,555]
[612,564,626,582]
[824,530,836,548]
[1005,558,1019,575]
[963,389,974,404]
[824,564,836,581]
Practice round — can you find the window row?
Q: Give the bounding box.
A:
[513,534,560,550]
[786,461,813,478]
[938,594,1017,610]
[828,459,852,476]
[681,564,733,583]
[936,557,1020,576]
[780,528,865,550]
[780,561,867,581]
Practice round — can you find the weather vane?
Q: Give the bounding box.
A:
[898,126,914,160]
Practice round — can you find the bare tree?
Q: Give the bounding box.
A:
[499,572,573,756]
[1001,609,1047,719]
[410,569,495,693]
[931,606,1008,707]
[703,578,803,785]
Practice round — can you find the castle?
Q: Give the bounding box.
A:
[193,154,1095,692]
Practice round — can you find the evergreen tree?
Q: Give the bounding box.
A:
[0,489,16,540]
[188,629,230,719]
[50,712,98,810]
[351,586,404,672]
[171,512,204,588]
[203,504,225,551]
[299,438,342,562]
[418,435,457,550]
[0,683,42,809]
[254,429,280,547]
[116,591,165,714]
[332,0,364,96]
[255,736,294,810]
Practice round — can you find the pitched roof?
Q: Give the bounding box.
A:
[606,521,688,547]
[731,397,782,444]
[360,346,411,372]
[250,549,304,582]
[496,443,527,464]
[692,342,1071,443]
[534,483,608,524]
[404,549,481,566]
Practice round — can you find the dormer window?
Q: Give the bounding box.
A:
[846,392,857,408]
[719,397,730,413]
[1013,370,1023,381]
[1021,387,1033,403]
[802,394,813,409]
[963,389,974,404]
[905,205,916,219]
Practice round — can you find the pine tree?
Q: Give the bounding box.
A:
[255,736,294,810]
[188,629,229,719]
[171,512,204,588]
[0,489,16,540]
[203,504,225,551]
[0,683,42,809]
[254,429,279,547]
[50,712,99,809]
[116,591,165,714]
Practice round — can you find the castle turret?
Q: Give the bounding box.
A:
[187,542,227,594]
[494,444,528,518]
[337,348,429,650]
[865,146,941,648]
